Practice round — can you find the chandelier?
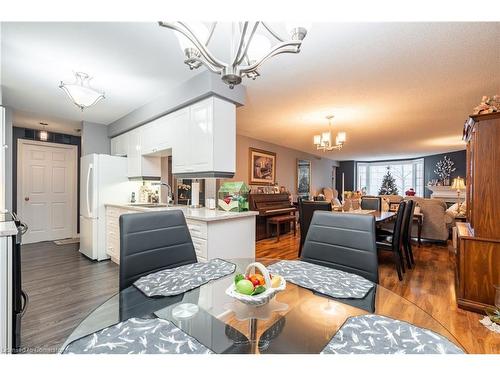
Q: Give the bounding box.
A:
[158,21,310,88]
[313,115,346,151]
[59,72,105,111]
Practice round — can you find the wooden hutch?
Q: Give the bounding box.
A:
[455,112,500,313]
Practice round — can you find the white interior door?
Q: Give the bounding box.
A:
[18,140,77,244]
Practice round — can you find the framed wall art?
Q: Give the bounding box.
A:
[249,148,276,185]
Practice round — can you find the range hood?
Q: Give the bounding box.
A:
[173,171,235,179]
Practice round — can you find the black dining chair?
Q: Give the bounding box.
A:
[361,196,382,211]
[300,211,379,283]
[402,199,416,268]
[376,200,416,269]
[119,210,198,291]
[298,200,332,257]
[376,201,406,281]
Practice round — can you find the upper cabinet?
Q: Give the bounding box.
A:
[110,132,128,156]
[109,96,235,179]
[126,128,161,179]
[172,97,235,177]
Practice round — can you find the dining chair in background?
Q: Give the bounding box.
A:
[376,201,406,281]
[360,196,382,211]
[119,210,198,291]
[300,211,379,283]
[298,200,333,257]
[401,199,416,268]
[376,199,416,269]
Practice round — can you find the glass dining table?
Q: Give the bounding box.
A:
[61,258,464,354]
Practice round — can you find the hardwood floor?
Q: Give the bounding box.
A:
[20,234,499,354]
[20,241,118,353]
[255,232,500,354]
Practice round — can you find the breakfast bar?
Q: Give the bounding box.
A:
[105,204,259,263]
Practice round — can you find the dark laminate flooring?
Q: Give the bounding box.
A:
[20,241,118,353]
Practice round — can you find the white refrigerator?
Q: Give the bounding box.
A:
[80,154,131,261]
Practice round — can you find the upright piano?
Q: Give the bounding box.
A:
[249,193,297,240]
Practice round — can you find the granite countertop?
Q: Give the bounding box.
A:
[105,203,258,222]
[0,221,18,236]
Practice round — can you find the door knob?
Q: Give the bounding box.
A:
[24,197,30,201]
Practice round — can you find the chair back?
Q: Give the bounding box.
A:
[402,199,416,244]
[391,201,407,252]
[298,200,332,253]
[119,210,197,291]
[301,211,378,283]
[361,196,382,211]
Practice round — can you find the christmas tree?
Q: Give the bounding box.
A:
[378,167,399,195]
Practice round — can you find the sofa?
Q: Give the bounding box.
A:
[378,195,454,242]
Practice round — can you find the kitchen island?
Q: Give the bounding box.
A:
[105,204,258,264]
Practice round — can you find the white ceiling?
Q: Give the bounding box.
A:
[2,22,499,160]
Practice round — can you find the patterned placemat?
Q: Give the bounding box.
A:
[267,260,374,299]
[134,258,235,297]
[321,315,464,354]
[62,317,213,354]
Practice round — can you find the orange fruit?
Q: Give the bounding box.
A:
[254,274,265,286]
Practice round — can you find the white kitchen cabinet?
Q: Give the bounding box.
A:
[110,132,128,156]
[126,128,161,179]
[172,97,235,176]
[142,108,188,156]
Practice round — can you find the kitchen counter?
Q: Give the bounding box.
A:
[104,204,257,264]
[104,203,258,222]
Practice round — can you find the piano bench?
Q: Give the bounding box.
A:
[266,215,297,242]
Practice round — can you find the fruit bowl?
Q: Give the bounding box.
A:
[225,262,286,306]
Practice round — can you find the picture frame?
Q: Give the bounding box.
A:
[249,148,276,185]
[296,159,312,199]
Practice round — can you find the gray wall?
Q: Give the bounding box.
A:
[423,150,466,197]
[230,134,338,200]
[108,71,246,137]
[81,121,110,155]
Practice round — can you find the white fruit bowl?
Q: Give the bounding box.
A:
[225,262,286,306]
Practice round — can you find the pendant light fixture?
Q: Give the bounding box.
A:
[313,115,347,151]
[158,21,310,88]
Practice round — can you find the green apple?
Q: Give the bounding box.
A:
[236,279,254,295]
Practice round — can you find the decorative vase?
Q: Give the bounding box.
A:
[444,178,450,186]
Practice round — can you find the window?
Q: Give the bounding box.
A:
[356,159,425,196]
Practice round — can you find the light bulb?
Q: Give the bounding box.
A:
[247,34,272,63]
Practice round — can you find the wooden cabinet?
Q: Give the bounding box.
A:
[126,128,161,179]
[456,113,500,313]
[110,133,128,156]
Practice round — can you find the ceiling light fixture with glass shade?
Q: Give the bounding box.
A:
[59,72,105,111]
[313,115,346,151]
[158,21,310,88]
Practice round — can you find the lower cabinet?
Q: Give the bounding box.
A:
[105,207,255,265]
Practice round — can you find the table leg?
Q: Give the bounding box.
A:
[293,219,296,236]
[276,223,280,242]
[266,221,270,238]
